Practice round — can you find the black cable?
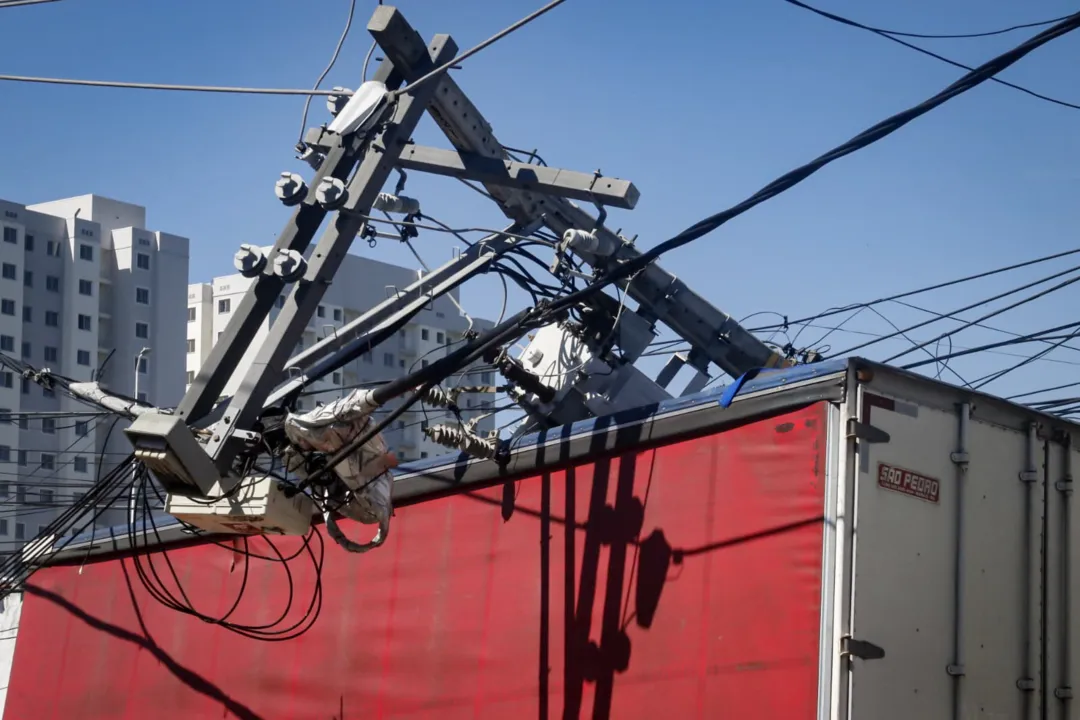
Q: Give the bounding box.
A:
[900,320,1080,370]
[782,0,1080,111]
[968,327,1080,390]
[530,12,1080,330]
[834,263,1080,358]
[296,0,358,146]
[1008,381,1080,401]
[880,273,1080,364]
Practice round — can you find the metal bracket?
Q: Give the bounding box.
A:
[847,419,890,444]
[839,635,885,661]
[1017,677,1036,691]
[1056,479,1074,495]
[394,144,639,209]
[946,664,965,677]
[1055,687,1074,700]
[950,451,970,466]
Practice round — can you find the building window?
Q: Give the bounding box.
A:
[17,414,26,429]
[1,228,15,244]
[187,307,196,322]
[436,331,445,344]
[362,351,372,363]
[135,322,149,339]
[14,524,24,541]
[79,279,93,296]
[19,341,28,358]
[21,306,30,323]
[43,346,57,363]
[316,305,325,318]
[22,270,31,288]
[186,370,195,384]
[0,336,12,352]
[332,372,342,385]
[40,489,54,506]
[137,356,148,374]
[19,377,27,395]
[40,453,54,470]
[73,456,88,473]
[79,244,94,261]
[16,450,26,466]
[45,275,59,292]
[186,338,195,353]
[42,417,56,434]
[398,359,405,368]
[218,298,231,314]
[333,308,342,322]
[24,234,33,251]
[137,392,147,402]
[77,350,91,366]
[383,352,394,367]
[0,373,11,389]
[75,421,88,436]
[77,314,92,331]
[421,359,429,368]
[421,328,429,341]
[44,311,58,327]
[46,240,56,256]
[421,452,429,459]
[136,252,150,270]
[136,287,150,305]
[1,263,15,281]
[0,299,14,316]
[42,386,53,398]
[0,446,8,463]
[481,371,493,384]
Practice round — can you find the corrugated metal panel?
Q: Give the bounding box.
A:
[5,403,829,720]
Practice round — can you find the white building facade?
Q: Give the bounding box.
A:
[188,250,496,463]
[0,194,189,553]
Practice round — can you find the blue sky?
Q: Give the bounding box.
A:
[0,0,1078,401]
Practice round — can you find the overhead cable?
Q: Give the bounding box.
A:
[782,0,1080,111]
[899,321,1080,371]
[297,0,358,146]
[393,0,572,97]
[0,74,349,96]
[834,264,1080,357]
[529,12,1080,327]
[750,245,1080,331]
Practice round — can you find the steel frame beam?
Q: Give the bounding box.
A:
[367,14,785,380]
[264,223,535,409]
[181,7,458,474]
[394,144,639,209]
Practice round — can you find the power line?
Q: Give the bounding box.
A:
[0,74,347,96]
[782,0,1080,111]
[297,0,358,146]
[834,263,1080,357]
[750,246,1080,331]
[816,10,1075,39]
[394,0,572,97]
[534,12,1080,329]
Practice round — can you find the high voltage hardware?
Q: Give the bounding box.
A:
[6,2,1080,613]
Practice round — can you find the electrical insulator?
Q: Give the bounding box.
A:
[372,192,420,215]
[424,424,498,459]
[563,228,601,254]
[421,385,455,409]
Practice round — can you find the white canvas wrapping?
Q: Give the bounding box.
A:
[283,389,396,552]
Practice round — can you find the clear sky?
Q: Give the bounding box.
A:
[0,0,1077,402]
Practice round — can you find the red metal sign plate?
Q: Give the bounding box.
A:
[877,462,940,504]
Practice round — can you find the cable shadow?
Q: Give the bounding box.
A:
[22,581,266,720]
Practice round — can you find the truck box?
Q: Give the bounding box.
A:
[1,357,1075,719]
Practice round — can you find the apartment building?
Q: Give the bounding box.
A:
[0,194,189,552]
[188,250,496,463]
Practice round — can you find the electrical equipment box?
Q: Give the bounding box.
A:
[164,475,314,536]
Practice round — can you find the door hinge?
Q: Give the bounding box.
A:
[847,419,890,444]
[840,635,885,661]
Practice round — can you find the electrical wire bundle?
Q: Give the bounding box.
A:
[127,464,325,642]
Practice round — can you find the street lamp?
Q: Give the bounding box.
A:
[130,347,151,527]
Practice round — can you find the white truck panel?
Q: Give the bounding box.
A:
[836,374,1060,720]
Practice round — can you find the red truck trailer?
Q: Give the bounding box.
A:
[0,357,1074,719]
